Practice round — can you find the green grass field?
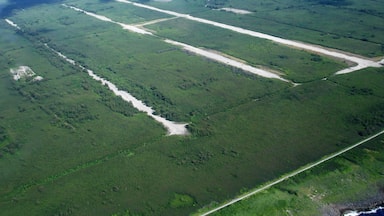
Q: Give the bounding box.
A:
[1,0,383,215]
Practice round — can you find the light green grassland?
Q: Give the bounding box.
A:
[0,0,384,215]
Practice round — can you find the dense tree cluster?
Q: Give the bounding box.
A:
[1,0,61,17]
[0,126,21,158]
[205,0,228,9]
[0,126,7,143]
[310,0,350,6]
[348,102,384,136]
[173,150,214,167]
[95,86,138,117]
[186,120,214,137]
[49,102,98,125]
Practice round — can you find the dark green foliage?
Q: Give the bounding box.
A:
[348,103,384,136]
[169,193,195,208]
[191,0,384,56]
[205,0,228,9]
[48,102,98,125]
[1,143,21,154]
[1,1,384,216]
[310,54,322,62]
[147,18,346,82]
[275,185,298,196]
[0,125,12,158]
[0,126,7,143]
[349,86,374,96]
[186,121,214,137]
[173,150,214,167]
[210,135,384,216]
[95,85,138,117]
[1,0,61,17]
[310,0,351,6]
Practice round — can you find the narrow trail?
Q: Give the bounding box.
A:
[199,129,384,216]
[134,17,177,27]
[62,4,152,35]
[4,150,135,199]
[164,39,290,82]
[45,43,189,136]
[5,19,21,30]
[116,0,383,74]
[3,17,189,135]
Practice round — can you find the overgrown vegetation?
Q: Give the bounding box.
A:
[146,18,346,83]
[205,134,384,216]
[95,85,139,117]
[205,0,228,9]
[310,0,351,6]
[0,0,383,215]
[348,103,384,137]
[169,193,196,208]
[147,0,384,56]
[0,126,22,158]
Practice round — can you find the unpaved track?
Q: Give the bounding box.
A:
[62,4,153,35]
[44,44,189,136]
[164,39,290,82]
[134,17,177,27]
[116,0,383,74]
[199,129,384,216]
[5,19,21,29]
[62,5,290,82]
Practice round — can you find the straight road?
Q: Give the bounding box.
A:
[62,4,291,82]
[116,0,383,74]
[200,129,384,215]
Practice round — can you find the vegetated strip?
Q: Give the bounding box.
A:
[164,39,291,83]
[61,4,152,35]
[116,0,383,75]
[199,129,384,216]
[6,149,134,198]
[134,17,178,27]
[44,44,189,136]
[62,5,290,82]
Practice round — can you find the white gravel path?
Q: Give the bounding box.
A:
[45,44,188,136]
[116,0,383,75]
[62,5,290,82]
